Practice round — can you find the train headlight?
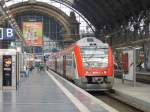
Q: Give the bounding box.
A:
[104,71,107,74]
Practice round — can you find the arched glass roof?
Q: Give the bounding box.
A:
[4,0,95,35]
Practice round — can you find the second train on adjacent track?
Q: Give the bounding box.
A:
[47,37,114,91]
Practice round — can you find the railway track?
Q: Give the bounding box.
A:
[115,71,150,84]
[90,91,143,112]
[136,72,150,83]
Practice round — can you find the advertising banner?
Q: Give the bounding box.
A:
[23,22,43,46]
[122,49,134,81]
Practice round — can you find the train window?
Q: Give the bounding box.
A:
[80,47,108,68]
[66,53,72,66]
[72,54,76,68]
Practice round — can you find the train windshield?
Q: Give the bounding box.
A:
[81,47,108,68]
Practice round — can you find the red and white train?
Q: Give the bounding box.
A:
[47,37,114,91]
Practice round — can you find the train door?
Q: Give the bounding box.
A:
[63,55,66,78]
[72,53,78,80]
[3,55,12,86]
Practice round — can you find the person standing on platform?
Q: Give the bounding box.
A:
[26,65,30,77]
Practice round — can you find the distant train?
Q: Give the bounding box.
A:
[47,37,114,91]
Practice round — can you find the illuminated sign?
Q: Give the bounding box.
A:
[0,28,15,40]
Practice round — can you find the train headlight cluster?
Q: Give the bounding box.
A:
[85,71,108,75]
[93,71,99,75]
[93,71,108,75]
[86,71,89,74]
[104,71,107,74]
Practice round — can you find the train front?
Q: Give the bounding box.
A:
[76,37,114,91]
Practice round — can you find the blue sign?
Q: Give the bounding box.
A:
[0,28,15,40]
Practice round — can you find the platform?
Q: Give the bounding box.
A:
[109,78,150,112]
[0,70,118,112]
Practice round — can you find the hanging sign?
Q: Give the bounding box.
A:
[0,28,15,40]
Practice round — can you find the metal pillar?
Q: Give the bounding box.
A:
[133,48,136,87]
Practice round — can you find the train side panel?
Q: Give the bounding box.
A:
[66,52,73,80]
[74,45,84,77]
[108,47,114,76]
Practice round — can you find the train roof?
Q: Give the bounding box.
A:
[49,37,109,57]
[76,37,108,47]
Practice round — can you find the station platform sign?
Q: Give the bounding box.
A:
[0,28,15,40]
